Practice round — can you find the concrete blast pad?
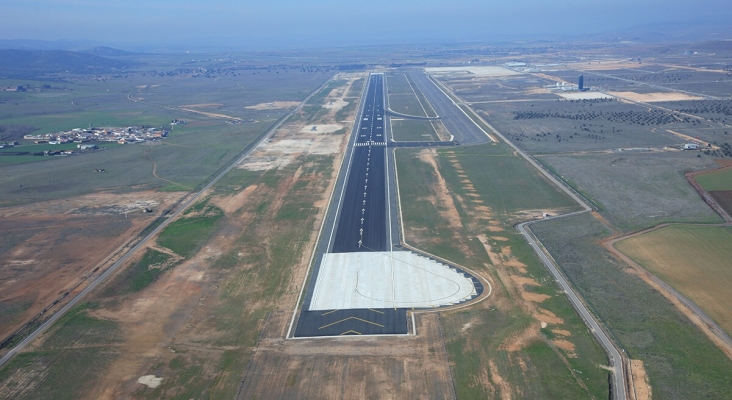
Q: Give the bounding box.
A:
[309,251,477,310]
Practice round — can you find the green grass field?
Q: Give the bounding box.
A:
[157,201,224,258]
[695,166,732,191]
[439,143,580,218]
[387,73,429,117]
[103,248,176,296]
[616,224,732,335]
[390,119,438,141]
[0,67,332,206]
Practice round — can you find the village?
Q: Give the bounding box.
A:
[21,125,170,145]
[0,124,175,158]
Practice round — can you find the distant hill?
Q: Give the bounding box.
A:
[80,46,135,56]
[0,39,103,51]
[0,49,133,78]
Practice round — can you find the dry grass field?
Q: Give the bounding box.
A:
[616,225,732,336]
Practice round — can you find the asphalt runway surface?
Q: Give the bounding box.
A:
[295,308,408,337]
[408,70,494,145]
[332,73,388,252]
[295,74,407,337]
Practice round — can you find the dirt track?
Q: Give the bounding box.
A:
[236,313,455,399]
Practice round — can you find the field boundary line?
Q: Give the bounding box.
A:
[602,223,732,361]
[686,167,732,222]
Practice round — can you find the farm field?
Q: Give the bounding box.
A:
[531,213,732,399]
[615,225,732,336]
[536,151,722,231]
[695,166,732,215]
[472,98,687,153]
[695,166,732,191]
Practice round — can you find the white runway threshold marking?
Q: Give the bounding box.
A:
[309,251,476,310]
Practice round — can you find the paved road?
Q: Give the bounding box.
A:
[293,73,485,337]
[408,70,494,145]
[385,108,440,120]
[461,88,628,399]
[517,219,626,400]
[0,73,336,368]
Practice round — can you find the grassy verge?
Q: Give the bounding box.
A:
[396,146,610,398]
[0,303,121,399]
[534,156,604,211]
[141,154,335,399]
[103,248,176,296]
[440,143,580,219]
[157,200,224,258]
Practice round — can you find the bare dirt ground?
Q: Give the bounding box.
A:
[236,313,455,399]
[322,99,349,110]
[426,66,521,77]
[71,73,374,398]
[0,190,183,348]
[557,92,615,100]
[238,77,361,172]
[299,124,343,133]
[629,359,652,400]
[246,101,301,110]
[608,91,703,102]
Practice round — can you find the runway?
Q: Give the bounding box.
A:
[293,73,483,337]
[408,70,494,145]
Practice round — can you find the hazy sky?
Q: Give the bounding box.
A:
[3,0,730,49]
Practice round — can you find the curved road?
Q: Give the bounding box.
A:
[517,219,626,400]
[418,73,628,399]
